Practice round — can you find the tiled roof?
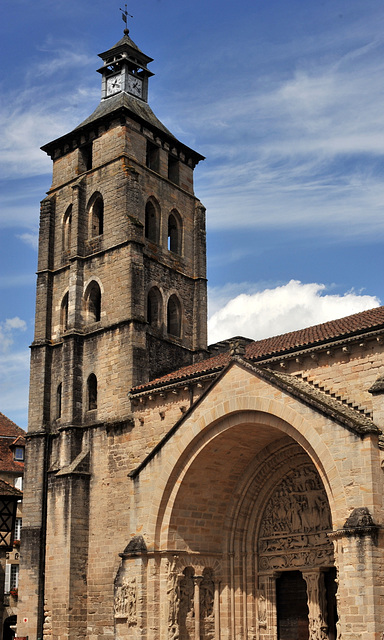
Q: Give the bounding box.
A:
[131,352,231,393]
[246,305,384,359]
[0,413,26,438]
[0,479,22,498]
[0,414,25,475]
[131,305,384,393]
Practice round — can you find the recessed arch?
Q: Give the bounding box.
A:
[145,198,160,244]
[142,397,344,552]
[87,373,97,411]
[84,280,101,323]
[62,205,72,252]
[87,192,104,237]
[147,286,163,328]
[56,383,62,419]
[167,210,182,254]
[167,293,182,338]
[60,292,69,332]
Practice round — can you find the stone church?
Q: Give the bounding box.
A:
[18,27,384,640]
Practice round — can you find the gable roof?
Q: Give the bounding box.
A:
[130,358,379,479]
[131,305,384,394]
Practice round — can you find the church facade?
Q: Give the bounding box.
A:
[19,28,384,640]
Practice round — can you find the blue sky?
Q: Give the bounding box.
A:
[1,0,384,428]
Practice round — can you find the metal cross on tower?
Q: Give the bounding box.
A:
[120,4,133,32]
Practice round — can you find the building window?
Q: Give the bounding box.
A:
[145,200,160,243]
[62,205,72,252]
[146,140,160,172]
[14,518,21,541]
[167,211,182,254]
[14,477,23,491]
[168,155,179,185]
[14,447,24,462]
[147,287,162,328]
[79,142,93,172]
[56,383,62,419]
[87,374,97,411]
[89,195,104,237]
[60,292,69,332]
[167,294,182,338]
[5,565,19,593]
[84,281,101,323]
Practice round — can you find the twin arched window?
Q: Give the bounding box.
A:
[145,199,182,255]
[61,193,104,254]
[147,288,182,338]
[60,281,102,335]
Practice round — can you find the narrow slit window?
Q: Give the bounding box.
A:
[87,374,97,410]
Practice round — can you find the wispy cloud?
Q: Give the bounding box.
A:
[17,232,39,250]
[208,280,380,344]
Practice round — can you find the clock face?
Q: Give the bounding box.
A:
[106,74,122,96]
[127,75,143,98]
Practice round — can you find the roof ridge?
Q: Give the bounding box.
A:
[294,372,372,418]
[265,367,379,435]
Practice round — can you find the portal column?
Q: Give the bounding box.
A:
[193,575,203,640]
[302,570,327,640]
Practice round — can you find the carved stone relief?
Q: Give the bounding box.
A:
[200,568,214,640]
[114,577,137,626]
[167,561,217,640]
[179,567,195,640]
[258,465,333,572]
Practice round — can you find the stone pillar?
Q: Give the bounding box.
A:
[302,570,327,640]
[214,580,221,640]
[330,507,382,640]
[193,575,203,640]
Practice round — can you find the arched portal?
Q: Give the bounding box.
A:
[158,417,336,640]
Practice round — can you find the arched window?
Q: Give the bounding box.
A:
[62,206,72,252]
[147,287,162,328]
[87,374,97,410]
[145,200,160,243]
[167,294,181,338]
[56,383,62,418]
[168,211,182,254]
[84,281,101,323]
[88,194,104,237]
[60,292,69,332]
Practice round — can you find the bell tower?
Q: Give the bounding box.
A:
[20,27,207,640]
[28,27,207,433]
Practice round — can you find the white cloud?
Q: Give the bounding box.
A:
[17,232,39,250]
[208,280,381,344]
[0,317,27,352]
[0,349,30,427]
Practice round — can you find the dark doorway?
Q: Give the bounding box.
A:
[276,571,309,640]
[3,615,16,640]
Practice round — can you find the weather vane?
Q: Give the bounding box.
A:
[120,4,133,33]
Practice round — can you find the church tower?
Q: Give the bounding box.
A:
[21,27,207,640]
[29,27,207,433]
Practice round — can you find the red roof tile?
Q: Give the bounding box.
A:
[0,413,26,438]
[131,305,384,393]
[246,305,384,359]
